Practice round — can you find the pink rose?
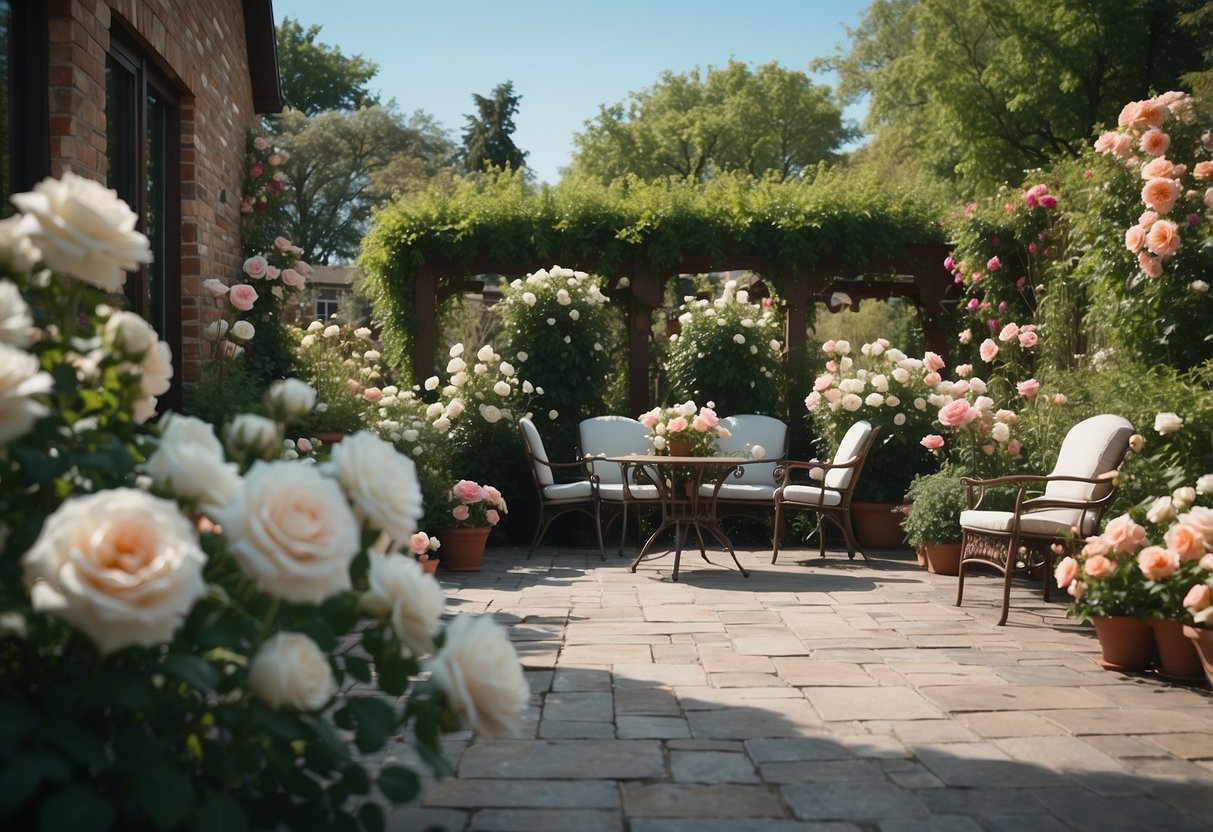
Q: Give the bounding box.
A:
[294,260,313,276]
[1054,556,1078,588]
[1142,177,1181,214]
[951,379,970,397]
[923,372,942,387]
[997,323,1019,342]
[923,352,945,372]
[410,532,430,554]
[805,391,822,408]
[229,284,259,311]
[363,387,382,403]
[1138,251,1164,278]
[249,163,264,178]
[1137,546,1179,580]
[1017,330,1038,348]
[452,505,470,522]
[1083,554,1115,579]
[979,339,999,363]
[453,480,485,504]
[1146,219,1181,258]
[1103,514,1147,554]
[253,136,270,151]
[282,268,306,288]
[699,407,720,427]
[692,415,712,432]
[1016,379,1040,398]
[1140,156,1174,179]
[920,435,944,450]
[266,266,281,280]
[1194,161,1213,181]
[486,509,500,525]
[667,416,688,434]
[274,236,294,252]
[813,374,835,393]
[825,360,837,372]
[243,255,269,279]
[1007,439,1021,455]
[1082,535,1112,557]
[1124,225,1146,253]
[1165,523,1206,561]
[716,427,731,440]
[1184,583,1211,613]
[483,485,504,507]
[640,412,659,429]
[986,256,1001,271]
[821,340,837,353]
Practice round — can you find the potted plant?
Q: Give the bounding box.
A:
[900,466,969,575]
[408,530,443,575]
[433,480,508,571]
[639,400,730,456]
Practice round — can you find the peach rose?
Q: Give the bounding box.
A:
[249,631,336,712]
[998,323,1019,342]
[1082,534,1113,557]
[1140,156,1174,179]
[1140,129,1171,157]
[1194,161,1213,181]
[1177,506,1213,549]
[229,283,259,311]
[1136,545,1179,580]
[1125,225,1146,253]
[281,268,305,288]
[1146,219,1181,257]
[1142,177,1181,214]
[1138,251,1164,277]
[1136,99,1167,128]
[1083,554,1115,579]
[1054,556,1078,588]
[1165,522,1207,561]
[1102,514,1147,554]
[1184,583,1211,613]
[667,416,688,434]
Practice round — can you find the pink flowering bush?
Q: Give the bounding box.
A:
[640,400,729,456]
[438,479,509,528]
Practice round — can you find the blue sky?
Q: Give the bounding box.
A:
[273,0,874,183]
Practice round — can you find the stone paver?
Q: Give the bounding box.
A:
[399,544,1213,830]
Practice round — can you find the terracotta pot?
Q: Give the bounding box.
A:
[1181,625,1213,689]
[851,502,910,549]
[313,430,345,445]
[916,549,928,568]
[667,438,692,457]
[1092,616,1155,672]
[417,556,439,576]
[435,526,491,572]
[924,542,962,576]
[1149,619,1206,683]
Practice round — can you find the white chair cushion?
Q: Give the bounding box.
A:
[960,507,1096,538]
[714,414,787,486]
[579,416,653,485]
[701,482,776,501]
[520,418,554,486]
[779,484,843,508]
[824,421,874,490]
[1045,414,1133,503]
[597,483,660,502]
[543,481,594,502]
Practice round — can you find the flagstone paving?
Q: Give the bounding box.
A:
[386,544,1213,831]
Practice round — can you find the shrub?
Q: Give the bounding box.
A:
[901,466,970,549]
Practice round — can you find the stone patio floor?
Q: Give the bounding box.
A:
[385,541,1213,832]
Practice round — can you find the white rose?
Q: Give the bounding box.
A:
[477,345,495,362]
[360,554,445,657]
[11,172,152,291]
[144,413,241,515]
[446,357,466,374]
[446,398,465,419]
[268,378,317,420]
[991,422,1011,443]
[451,371,468,387]
[556,289,572,305]
[230,320,255,341]
[203,278,229,298]
[248,631,336,712]
[864,393,884,408]
[548,409,559,420]
[1146,496,1177,524]
[449,343,464,357]
[1128,433,1145,453]
[306,320,324,334]
[426,614,528,738]
[493,380,511,397]
[0,343,52,444]
[841,393,862,412]
[1172,486,1197,510]
[751,444,766,461]
[569,309,580,321]
[914,398,926,411]
[215,461,360,604]
[733,334,745,345]
[225,413,281,460]
[1191,280,1210,294]
[0,280,32,347]
[481,404,502,423]
[331,432,424,543]
[0,215,42,272]
[1196,473,1213,495]
[473,362,488,375]
[139,340,173,401]
[323,324,340,338]
[205,319,230,340]
[354,327,372,340]
[522,292,537,306]
[893,413,906,426]
[1154,412,1184,435]
[432,416,451,432]
[21,488,206,654]
[425,402,444,419]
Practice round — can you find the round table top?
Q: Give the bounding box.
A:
[601,454,756,465]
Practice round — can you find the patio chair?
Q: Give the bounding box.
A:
[771,420,880,564]
[578,415,660,556]
[519,417,605,560]
[699,414,789,537]
[956,413,1134,625]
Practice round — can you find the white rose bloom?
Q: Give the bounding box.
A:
[1192,280,1210,294]
[450,371,468,387]
[522,380,534,394]
[228,320,254,342]
[493,380,511,397]
[225,413,281,460]
[750,345,758,354]
[363,349,381,362]
[104,310,156,361]
[433,416,451,432]
[499,361,515,376]
[968,377,988,395]
[144,413,240,515]
[750,444,766,460]
[769,339,781,352]
[446,357,466,374]
[1146,496,1177,524]
[300,334,316,349]
[477,345,495,362]
[446,398,465,419]
[360,554,445,657]
[354,327,372,340]
[0,343,52,443]
[569,309,580,321]
[892,367,910,385]
[835,340,851,355]
[323,324,340,338]
[248,631,336,712]
[973,396,994,412]
[424,375,440,391]
[871,374,889,393]
[991,422,1011,443]
[733,334,745,345]
[864,393,884,408]
[473,362,489,375]
[0,215,42,272]
[268,378,317,420]
[548,409,559,420]
[480,404,503,423]
[914,398,927,411]
[425,402,444,419]
[886,395,900,407]
[841,393,863,412]
[215,461,360,604]
[885,348,906,363]
[332,432,424,543]
[893,413,906,426]
[306,320,324,334]
[11,172,152,291]
[21,488,206,654]
[1154,411,1184,435]
[402,429,419,442]
[0,280,32,347]
[426,614,528,738]
[1196,473,1213,495]
[1172,486,1197,509]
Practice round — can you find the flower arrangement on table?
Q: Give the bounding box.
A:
[1053,479,1213,623]
[639,400,730,457]
[0,173,529,830]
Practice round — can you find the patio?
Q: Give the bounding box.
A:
[388,543,1213,832]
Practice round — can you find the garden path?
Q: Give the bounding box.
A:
[384,545,1213,831]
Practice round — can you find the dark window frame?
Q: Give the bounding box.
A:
[2,1,49,211]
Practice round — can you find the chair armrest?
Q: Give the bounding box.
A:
[774,456,858,486]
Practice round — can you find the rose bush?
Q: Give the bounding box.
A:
[0,176,529,831]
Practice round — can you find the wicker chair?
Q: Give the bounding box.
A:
[771,420,880,563]
[956,414,1134,625]
[519,417,604,560]
[578,416,660,556]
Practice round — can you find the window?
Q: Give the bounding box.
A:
[0,1,48,215]
[106,32,181,408]
[315,288,340,322]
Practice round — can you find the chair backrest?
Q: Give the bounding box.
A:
[578,416,652,484]
[1045,414,1134,503]
[715,414,788,485]
[519,417,554,486]
[824,420,876,491]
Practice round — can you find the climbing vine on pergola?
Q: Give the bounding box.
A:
[358,168,956,417]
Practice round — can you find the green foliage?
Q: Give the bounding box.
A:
[291,322,378,435]
[571,59,856,182]
[901,464,970,547]
[461,82,527,174]
[810,298,923,355]
[275,17,380,115]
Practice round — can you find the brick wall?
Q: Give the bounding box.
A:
[46,0,261,384]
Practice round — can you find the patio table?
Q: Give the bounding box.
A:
[605,454,757,581]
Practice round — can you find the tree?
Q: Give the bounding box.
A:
[275,17,379,115]
[461,82,528,173]
[826,0,1212,193]
[570,60,855,182]
[273,106,457,263]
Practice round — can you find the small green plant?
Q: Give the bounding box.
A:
[901,465,970,549]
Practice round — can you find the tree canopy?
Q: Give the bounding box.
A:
[275,17,380,115]
[461,82,528,173]
[826,0,1212,193]
[570,60,855,182]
